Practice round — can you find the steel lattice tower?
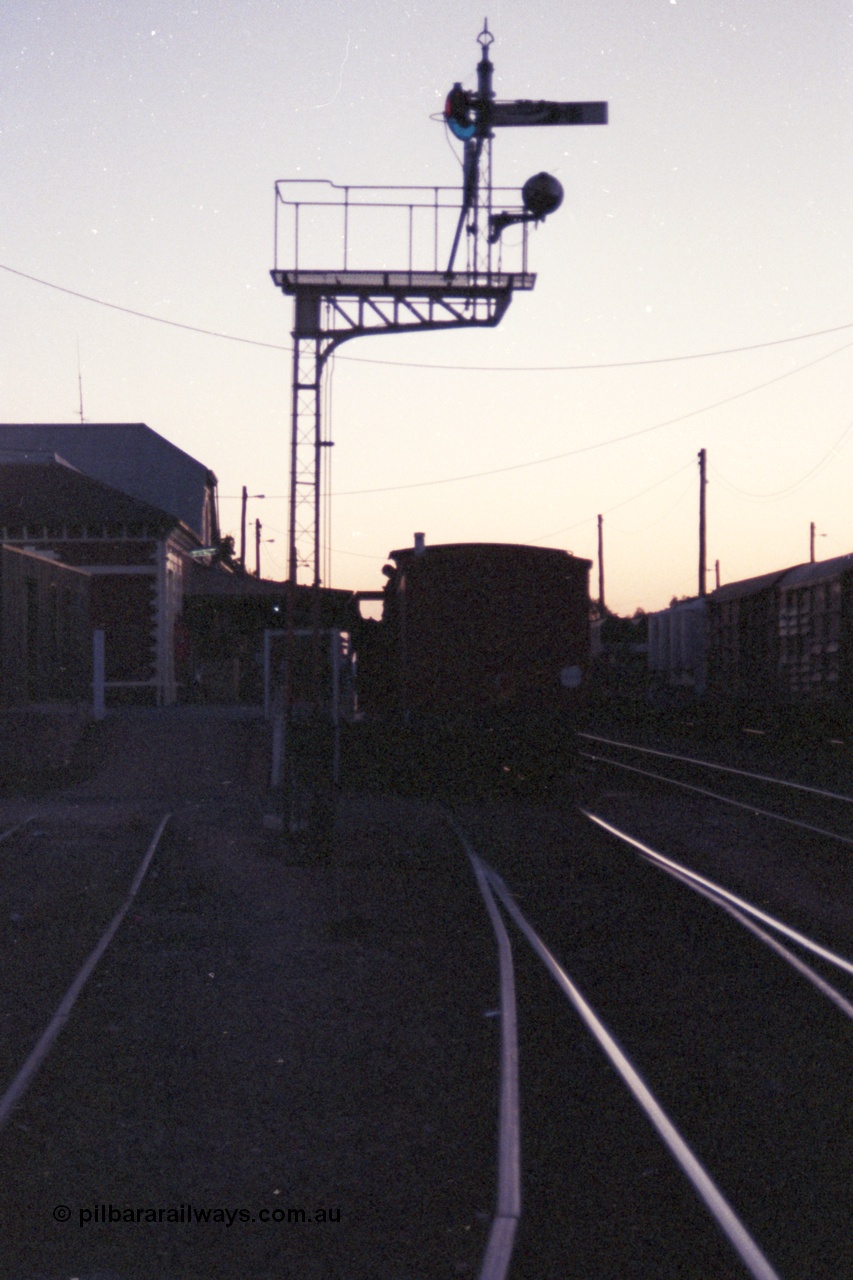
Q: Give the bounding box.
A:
[271,23,606,589]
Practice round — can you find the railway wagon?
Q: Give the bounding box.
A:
[383,538,591,716]
[648,597,707,699]
[775,555,853,706]
[705,568,788,710]
[379,537,591,787]
[705,554,853,714]
[645,550,850,732]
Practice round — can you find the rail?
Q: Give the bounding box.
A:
[0,813,171,1134]
[452,816,784,1280]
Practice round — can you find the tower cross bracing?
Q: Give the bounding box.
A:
[271,189,537,588]
[270,24,607,589]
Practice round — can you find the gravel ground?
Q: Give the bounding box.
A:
[7,709,851,1279]
[0,709,504,1280]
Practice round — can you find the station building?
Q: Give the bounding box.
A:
[0,424,222,706]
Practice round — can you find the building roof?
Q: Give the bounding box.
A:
[778,553,853,590]
[710,567,791,604]
[0,454,188,534]
[0,424,217,542]
[710,552,853,604]
[387,540,592,569]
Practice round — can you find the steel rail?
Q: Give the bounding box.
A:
[656,859,853,1022]
[448,816,521,1280]
[584,811,853,979]
[0,815,36,845]
[578,732,853,805]
[580,750,853,846]
[0,813,171,1135]
[480,861,782,1280]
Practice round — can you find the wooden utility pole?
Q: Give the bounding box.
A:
[715,559,720,590]
[240,486,248,572]
[810,522,816,563]
[241,489,265,573]
[698,448,707,597]
[597,514,605,612]
[255,518,262,579]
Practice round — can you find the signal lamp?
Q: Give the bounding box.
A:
[489,171,565,243]
[522,172,564,219]
[444,83,476,140]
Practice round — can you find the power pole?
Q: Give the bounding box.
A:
[597,514,605,612]
[240,489,265,574]
[715,559,720,590]
[240,486,248,572]
[255,518,262,579]
[810,521,816,563]
[698,448,707,598]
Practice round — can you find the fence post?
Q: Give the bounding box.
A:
[92,630,105,720]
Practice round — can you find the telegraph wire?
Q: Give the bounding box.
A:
[0,263,290,352]
[256,458,699,564]
[331,339,853,496]
[604,476,697,536]
[530,458,695,543]
[220,336,853,504]
[230,433,848,568]
[4,259,853,371]
[709,416,853,503]
[336,324,853,372]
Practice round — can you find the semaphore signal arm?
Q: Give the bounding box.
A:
[270,22,607,587]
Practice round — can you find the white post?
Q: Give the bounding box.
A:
[270,711,284,789]
[263,629,272,720]
[93,629,106,720]
[330,630,341,787]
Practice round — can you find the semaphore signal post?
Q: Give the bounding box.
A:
[271,21,607,591]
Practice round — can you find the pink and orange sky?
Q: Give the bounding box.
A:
[3,1,853,614]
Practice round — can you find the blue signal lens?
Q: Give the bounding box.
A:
[447,116,476,140]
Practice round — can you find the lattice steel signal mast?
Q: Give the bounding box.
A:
[271,22,607,588]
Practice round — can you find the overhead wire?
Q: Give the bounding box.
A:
[4,259,853,371]
[323,428,852,565]
[332,338,853,496]
[530,457,695,543]
[709,416,853,502]
[221,345,853,516]
[605,475,697,536]
[0,263,291,352]
[336,323,853,372]
[291,456,699,565]
[8,256,853,557]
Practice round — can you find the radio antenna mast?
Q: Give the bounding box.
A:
[76,340,88,423]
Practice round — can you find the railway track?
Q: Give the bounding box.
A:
[3,708,851,1278]
[577,728,853,952]
[0,813,171,1133]
[578,729,853,839]
[452,780,853,1279]
[0,744,500,1280]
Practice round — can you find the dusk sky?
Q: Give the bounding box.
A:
[3,1,852,615]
